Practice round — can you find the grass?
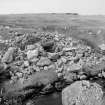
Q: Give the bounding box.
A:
[0,13,105,46]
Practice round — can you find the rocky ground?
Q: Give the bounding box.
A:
[0,31,105,105]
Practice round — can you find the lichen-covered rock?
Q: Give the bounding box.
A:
[62,80,103,105]
[30,57,39,64]
[2,47,16,63]
[37,57,52,67]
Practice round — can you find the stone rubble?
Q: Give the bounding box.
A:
[0,31,105,104]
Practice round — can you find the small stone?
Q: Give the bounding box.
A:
[37,57,51,67]
[26,69,32,75]
[2,47,16,63]
[44,66,48,71]
[0,98,1,102]
[61,57,67,63]
[33,66,40,72]
[26,44,35,50]
[64,73,77,82]
[64,63,82,73]
[24,61,29,67]
[40,67,44,71]
[102,71,105,77]
[27,49,38,60]
[41,84,54,94]
[30,57,39,64]
[99,43,105,50]
[14,61,23,66]
[16,72,23,78]
[48,64,56,71]
[57,67,63,73]
[57,73,63,78]
[9,79,14,84]
[2,63,8,70]
[57,59,63,67]
[48,52,60,61]
[26,101,34,105]
[26,102,32,105]
[98,73,103,78]
[19,78,25,84]
[62,47,73,52]
[35,43,43,52]
[54,34,59,41]
[55,82,65,91]
[21,69,28,74]
[77,53,83,58]
[11,76,18,82]
[79,75,87,80]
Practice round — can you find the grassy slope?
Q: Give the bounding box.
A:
[0,13,105,46]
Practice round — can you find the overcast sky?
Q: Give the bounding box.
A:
[0,0,104,15]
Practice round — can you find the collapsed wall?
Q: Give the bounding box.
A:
[0,31,105,105]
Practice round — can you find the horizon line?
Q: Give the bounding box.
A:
[0,13,104,16]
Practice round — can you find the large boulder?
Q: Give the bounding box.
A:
[62,80,104,105]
